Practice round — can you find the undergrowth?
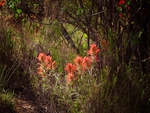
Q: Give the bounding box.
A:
[0,1,150,113]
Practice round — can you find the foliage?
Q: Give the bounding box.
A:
[0,0,150,112]
[0,60,19,92]
[33,44,101,112]
[0,90,16,113]
[7,0,22,17]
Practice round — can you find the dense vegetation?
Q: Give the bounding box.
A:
[0,0,150,112]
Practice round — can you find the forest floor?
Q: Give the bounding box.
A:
[14,92,41,113]
[0,87,45,113]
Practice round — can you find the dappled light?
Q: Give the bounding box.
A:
[0,0,150,113]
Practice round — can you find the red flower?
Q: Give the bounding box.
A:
[37,66,44,76]
[37,53,57,76]
[65,63,77,83]
[37,53,47,62]
[66,73,75,83]
[45,55,52,68]
[0,0,6,7]
[74,56,83,67]
[74,56,85,71]
[0,2,3,6]
[88,44,100,62]
[65,44,101,84]
[52,61,57,70]
[45,55,52,63]
[82,57,92,69]
[88,44,100,56]
[64,63,76,74]
[118,0,125,5]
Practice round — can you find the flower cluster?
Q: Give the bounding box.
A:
[64,63,77,83]
[88,44,100,62]
[36,44,100,83]
[118,0,130,18]
[37,53,56,77]
[118,0,125,5]
[0,0,6,7]
[65,44,100,84]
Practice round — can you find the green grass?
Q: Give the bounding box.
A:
[0,90,16,113]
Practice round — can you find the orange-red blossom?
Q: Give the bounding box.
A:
[74,56,85,72]
[65,43,100,84]
[88,43,100,61]
[74,56,92,72]
[64,63,77,83]
[0,0,6,7]
[82,56,92,69]
[37,53,56,77]
[118,0,125,5]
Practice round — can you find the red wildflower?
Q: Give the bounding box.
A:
[66,73,78,84]
[0,2,3,6]
[88,44,100,62]
[66,73,75,83]
[74,56,85,70]
[66,76,72,83]
[46,61,57,71]
[118,0,125,5]
[45,56,52,68]
[0,0,6,7]
[37,53,47,62]
[37,53,57,76]
[64,63,76,74]
[37,66,44,76]
[88,44,100,56]
[74,56,83,67]
[45,55,52,63]
[52,61,56,70]
[82,57,92,69]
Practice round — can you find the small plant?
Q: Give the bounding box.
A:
[117,0,130,18]
[0,90,16,113]
[34,43,101,112]
[0,59,19,92]
[7,0,22,17]
[65,43,100,85]
[0,90,14,104]
[36,52,56,77]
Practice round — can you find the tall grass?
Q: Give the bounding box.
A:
[0,59,19,92]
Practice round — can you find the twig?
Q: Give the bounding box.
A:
[31,10,106,26]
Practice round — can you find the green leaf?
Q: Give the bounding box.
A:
[82,43,87,49]
[22,18,27,22]
[33,4,38,7]
[16,9,22,14]
[15,13,18,18]
[127,0,131,5]
[53,19,58,24]
[33,51,38,58]
[76,8,84,16]
[108,28,114,51]
[83,33,87,38]
[10,3,15,9]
